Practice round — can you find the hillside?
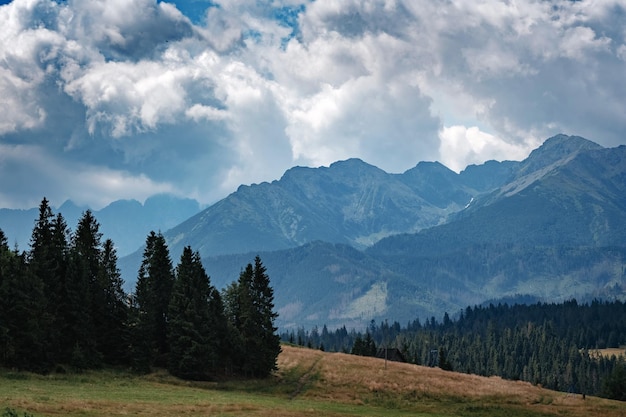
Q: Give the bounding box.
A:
[2,345,625,417]
[115,134,626,329]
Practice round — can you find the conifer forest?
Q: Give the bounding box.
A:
[0,198,281,380]
[3,198,626,402]
[283,300,626,400]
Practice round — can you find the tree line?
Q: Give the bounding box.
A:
[283,300,626,400]
[0,198,280,380]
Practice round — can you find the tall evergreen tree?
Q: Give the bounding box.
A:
[168,247,220,380]
[67,210,103,367]
[251,256,281,375]
[0,249,50,371]
[49,212,71,362]
[27,198,69,364]
[0,229,9,290]
[224,256,280,377]
[132,231,174,370]
[98,239,128,364]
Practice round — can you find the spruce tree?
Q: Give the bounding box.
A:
[222,280,246,374]
[168,247,216,380]
[251,256,281,375]
[67,210,103,367]
[27,198,63,361]
[0,249,50,371]
[132,231,174,370]
[0,229,9,292]
[224,256,280,377]
[49,212,71,361]
[98,239,128,364]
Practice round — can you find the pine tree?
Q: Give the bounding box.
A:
[27,198,64,361]
[222,280,246,374]
[0,229,12,366]
[132,231,174,370]
[224,256,280,377]
[98,239,128,364]
[48,213,71,361]
[0,229,9,294]
[67,210,103,367]
[0,249,50,371]
[251,256,281,376]
[168,247,216,380]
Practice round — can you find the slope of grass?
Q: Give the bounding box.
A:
[2,345,625,417]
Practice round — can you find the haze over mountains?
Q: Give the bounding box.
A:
[115,134,625,329]
[0,194,200,256]
[4,134,626,330]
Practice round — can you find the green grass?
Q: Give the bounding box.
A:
[0,369,426,417]
[1,346,625,417]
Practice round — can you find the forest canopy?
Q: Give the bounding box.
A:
[0,198,280,380]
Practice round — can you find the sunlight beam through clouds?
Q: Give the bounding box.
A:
[0,0,624,208]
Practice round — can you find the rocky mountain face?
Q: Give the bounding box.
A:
[10,134,624,329]
[161,156,515,261]
[147,135,626,328]
[119,134,626,329]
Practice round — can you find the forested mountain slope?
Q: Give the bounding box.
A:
[117,134,626,329]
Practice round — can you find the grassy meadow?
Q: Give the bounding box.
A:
[2,344,626,417]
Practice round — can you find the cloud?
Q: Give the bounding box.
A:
[0,0,624,210]
[439,126,536,173]
[0,143,175,209]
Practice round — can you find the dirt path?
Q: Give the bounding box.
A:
[289,354,323,400]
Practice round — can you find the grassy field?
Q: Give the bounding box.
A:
[2,345,626,417]
[592,347,626,359]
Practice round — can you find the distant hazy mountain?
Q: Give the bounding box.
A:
[120,134,626,329]
[160,156,515,262]
[0,194,200,256]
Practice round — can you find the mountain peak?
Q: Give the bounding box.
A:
[540,134,601,151]
[517,134,602,177]
[327,158,383,173]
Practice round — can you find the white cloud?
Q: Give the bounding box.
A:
[559,26,611,60]
[439,126,536,173]
[0,0,625,209]
[0,143,174,209]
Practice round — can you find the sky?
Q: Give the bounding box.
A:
[0,0,625,209]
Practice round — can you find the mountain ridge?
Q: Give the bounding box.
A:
[5,133,624,330]
[153,134,626,329]
[0,194,201,256]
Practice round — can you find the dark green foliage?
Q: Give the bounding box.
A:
[0,200,279,381]
[351,333,377,357]
[438,347,453,371]
[66,210,103,368]
[285,300,626,399]
[132,231,175,370]
[168,247,218,380]
[223,256,281,377]
[98,239,129,364]
[27,199,68,362]
[0,249,50,371]
[603,359,626,401]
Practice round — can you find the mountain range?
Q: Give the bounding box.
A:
[0,194,201,256]
[4,134,625,330]
[114,134,626,329]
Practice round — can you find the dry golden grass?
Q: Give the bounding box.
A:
[278,345,626,417]
[591,347,626,358]
[2,345,626,417]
